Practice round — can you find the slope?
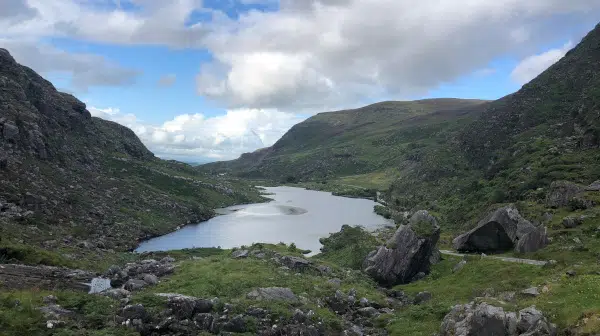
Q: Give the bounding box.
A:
[200,98,488,181]
[0,49,263,268]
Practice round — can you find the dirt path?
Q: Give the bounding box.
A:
[440,250,548,266]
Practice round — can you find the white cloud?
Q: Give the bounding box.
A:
[89,106,306,160]
[196,0,600,110]
[0,38,140,90]
[510,42,573,85]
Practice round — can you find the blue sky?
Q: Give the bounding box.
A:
[2,0,600,161]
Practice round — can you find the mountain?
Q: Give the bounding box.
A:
[0,48,262,266]
[200,98,488,181]
[201,23,600,229]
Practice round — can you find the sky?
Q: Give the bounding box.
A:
[1,1,600,162]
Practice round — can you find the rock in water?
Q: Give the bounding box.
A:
[440,302,556,336]
[363,210,440,286]
[453,205,549,253]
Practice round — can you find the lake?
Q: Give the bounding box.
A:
[135,186,393,255]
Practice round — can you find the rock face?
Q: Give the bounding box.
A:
[546,181,585,208]
[453,205,549,253]
[440,302,556,336]
[586,180,600,191]
[363,210,440,286]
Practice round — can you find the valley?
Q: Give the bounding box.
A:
[1,20,600,336]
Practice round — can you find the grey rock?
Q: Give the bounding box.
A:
[231,249,249,258]
[518,306,557,335]
[38,305,74,319]
[247,287,298,302]
[521,287,540,297]
[142,274,159,285]
[327,278,342,288]
[453,205,548,253]
[546,181,585,208]
[223,314,247,333]
[2,122,19,142]
[429,248,442,265]
[160,256,176,264]
[452,260,467,273]
[566,270,576,277]
[413,291,432,304]
[159,293,213,319]
[586,180,600,192]
[562,216,584,228]
[43,295,58,305]
[124,279,147,291]
[281,255,312,270]
[317,265,333,274]
[101,288,131,300]
[359,297,369,307]
[194,313,214,331]
[246,307,268,318]
[293,308,307,322]
[121,304,148,321]
[357,307,379,317]
[363,210,440,286]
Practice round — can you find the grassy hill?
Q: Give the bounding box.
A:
[200,98,487,181]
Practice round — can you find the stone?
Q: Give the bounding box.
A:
[194,313,214,331]
[293,309,307,322]
[586,180,600,192]
[363,210,440,286]
[413,291,432,304]
[124,279,147,291]
[357,307,379,317]
[566,270,576,277]
[160,256,176,264]
[231,249,249,258]
[247,287,298,302]
[142,274,159,285]
[546,181,585,208]
[453,205,549,253]
[562,216,583,228]
[327,278,342,288]
[159,293,214,319]
[2,122,19,142]
[452,260,467,273]
[101,288,131,300]
[43,295,58,305]
[223,314,247,333]
[317,265,333,274]
[521,287,540,297]
[38,305,74,320]
[429,249,442,265]
[440,303,556,336]
[280,255,312,270]
[359,297,370,307]
[246,307,268,318]
[121,304,148,321]
[46,320,66,329]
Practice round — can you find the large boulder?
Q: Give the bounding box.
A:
[586,180,600,192]
[453,205,549,253]
[440,302,556,336]
[545,181,585,208]
[363,210,440,286]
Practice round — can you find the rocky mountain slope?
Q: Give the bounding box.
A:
[0,48,263,267]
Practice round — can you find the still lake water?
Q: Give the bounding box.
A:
[136,186,393,255]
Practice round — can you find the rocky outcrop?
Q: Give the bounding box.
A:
[586,180,600,191]
[363,210,440,286]
[453,205,549,253]
[440,303,556,336]
[247,287,298,302]
[546,181,585,208]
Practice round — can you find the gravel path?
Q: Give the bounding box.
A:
[440,250,548,266]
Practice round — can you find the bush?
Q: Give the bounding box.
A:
[374,205,392,219]
[317,225,379,269]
